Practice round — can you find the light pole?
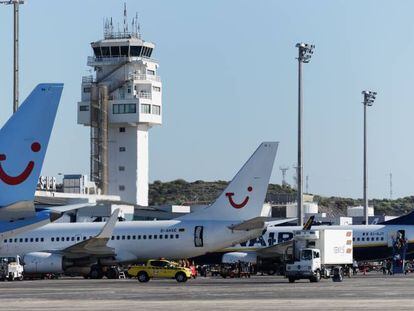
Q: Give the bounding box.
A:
[295,42,314,227]
[1,0,25,113]
[362,90,376,225]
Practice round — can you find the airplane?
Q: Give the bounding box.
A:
[213,212,414,267]
[0,142,293,279]
[0,83,83,240]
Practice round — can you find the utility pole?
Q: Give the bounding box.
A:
[1,0,24,113]
[362,90,377,225]
[389,172,393,200]
[295,43,314,227]
[279,166,289,186]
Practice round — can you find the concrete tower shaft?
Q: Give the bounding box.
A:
[78,20,162,206]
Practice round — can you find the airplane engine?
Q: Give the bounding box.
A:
[222,251,257,264]
[23,252,64,274]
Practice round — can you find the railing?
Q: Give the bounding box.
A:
[136,92,152,100]
[82,75,94,83]
[129,73,161,82]
[87,56,158,65]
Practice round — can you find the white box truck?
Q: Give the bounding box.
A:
[285,229,353,283]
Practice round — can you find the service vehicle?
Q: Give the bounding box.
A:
[128,259,192,283]
[285,229,353,283]
[0,256,24,281]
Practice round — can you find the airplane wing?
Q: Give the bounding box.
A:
[39,203,96,221]
[256,240,293,258]
[54,209,120,259]
[229,217,296,231]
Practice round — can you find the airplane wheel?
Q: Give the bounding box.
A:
[90,267,104,279]
[288,277,295,283]
[107,268,120,279]
[137,271,149,283]
[175,272,187,283]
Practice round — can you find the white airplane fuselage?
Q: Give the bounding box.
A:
[0,219,263,261]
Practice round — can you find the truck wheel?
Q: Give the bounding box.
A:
[175,272,187,283]
[288,277,295,283]
[267,269,276,276]
[310,270,321,283]
[137,271,149,283]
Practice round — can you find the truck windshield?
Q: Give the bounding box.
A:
[301,250,313,261]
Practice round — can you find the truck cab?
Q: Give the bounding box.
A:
[286,248,321,283]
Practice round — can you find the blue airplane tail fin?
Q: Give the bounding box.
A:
[0,83,63,207]
[380,211,414,225]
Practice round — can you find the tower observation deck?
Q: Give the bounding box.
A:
[77,11,162,206]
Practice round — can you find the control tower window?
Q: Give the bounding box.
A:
[121,46,129,57]
[93,47,102,58]
[110,46,120,57]
[147,48,153,57]
[130,46,142,57]
[101,46,110,57]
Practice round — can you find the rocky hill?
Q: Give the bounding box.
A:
[149,180,413,216]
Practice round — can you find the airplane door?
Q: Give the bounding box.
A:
[194,226,204,247]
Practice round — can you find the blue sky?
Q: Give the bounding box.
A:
[0,0,413,199]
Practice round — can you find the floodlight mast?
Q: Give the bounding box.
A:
[0,0,25,113]
[295,42,314,227]
[362,90,377,225]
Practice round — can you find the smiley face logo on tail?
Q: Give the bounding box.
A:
[0,142,41,186]
[225,186,253,209]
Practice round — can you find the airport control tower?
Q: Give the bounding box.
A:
[77,11,162,206]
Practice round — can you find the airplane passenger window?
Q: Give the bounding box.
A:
[381,237,384,241]
[35,238,39,242]
[353,238,355,241]
[165,235,168,239]
[175,234,179,239]
[61,237,64,241]
[56,237,59,242]
[159,235,163,239]
[357,237,360,241]
[127,235,131,240]
[9,239,12,243]
[14,239,18,243]
[361,238,365,241]
[25,238,28,242]
[116,236,120,240]
[122,236,125,240]
[83,237,87,240]
[19,239,23,243]
[76,237,80,241]
[170,234,174,239]
[149,235,152,239]
[111,236,114,240]
[3,240,6,243]
[376,237,379,241]
[143,235,147,240]
[138,235,141,239]
[71,237,75,241]
[30,238,33,242]
[154,235,157,239]
[66,237,70,242]
[132,235,136,240]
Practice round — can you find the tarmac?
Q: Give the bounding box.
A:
[0,273,413,310]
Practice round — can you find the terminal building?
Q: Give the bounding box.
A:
[77,16,162,206]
